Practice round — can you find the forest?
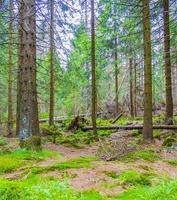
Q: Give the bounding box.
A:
[0,0,177,199]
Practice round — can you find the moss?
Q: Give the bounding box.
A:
[0,157,23,173]
[105,171,119,179]
[153,130,161,139]
[32,157,97,174]
[0,137,7,146]
[20,136,41,151]
[0,177,105,200]
[164,159,177,166]
[163,136,176,147]
[118,170,154,186]
[114,179,177,200]
[132,130,142,137]
[121,150,160,162]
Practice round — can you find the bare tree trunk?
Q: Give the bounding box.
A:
[129,58,134,118]
[7,0,14,136]
[143,0,153,141]
[18,0,40,149]
[91,0,97,138]
[115,37,119,115]
[163,0,173,124]
[49,0,55,126]
[16,0,22,136]
[134,61,137,117]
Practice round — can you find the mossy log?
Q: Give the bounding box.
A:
[82,125,177,131]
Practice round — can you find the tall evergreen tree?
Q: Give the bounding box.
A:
[143,0,153,141]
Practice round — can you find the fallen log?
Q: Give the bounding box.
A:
[39,112,109,124]
[82,125,177,131]
[112,113,123,124]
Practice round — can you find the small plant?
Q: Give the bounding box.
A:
[0,137,7,146]
[118,170,154,186]
[121,150,160,162]
[32,157,97,174]
[105,171,119,179]
[164,159,177,166]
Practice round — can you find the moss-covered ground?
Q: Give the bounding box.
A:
[0,119,176,200]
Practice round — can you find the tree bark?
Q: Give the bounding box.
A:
[134,61,137,116]
[7,0,14,136]
[115,37,119,115]
[91,0,97,138]
[142,0,153,141]
[82,125,177,131]
[49,0,55,126]
[129,58,134,118]
[17,0,40,148]
[163,0,173,124]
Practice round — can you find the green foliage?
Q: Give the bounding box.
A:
[164,159,177,166]
[9,149,58,161]
[118,170,154,187]
[0,157,22,173]
[32,157,97,174]
[0,177,104,200]
[0,149,58,174]
[59,130,96,148]
[121,150,160,162]
[105,171,119,179]
[114,180,177,200]
[162,136,177,147]
[0,137,7,146]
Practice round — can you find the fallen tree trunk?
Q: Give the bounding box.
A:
[39,112,109,124]
[82,125,177,131]
[112,113,123,124]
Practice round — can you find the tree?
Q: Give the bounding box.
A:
[7,0,13,136]
[91,0,97,138]
[142,0,153,141]
[49,0,55,126]
[17,0,40,148]
[163,0,173,124]
[129,57,134,118]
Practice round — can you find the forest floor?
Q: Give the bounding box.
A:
[0,118,177,199]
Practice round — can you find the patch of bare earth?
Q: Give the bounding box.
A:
[44,143,98,159]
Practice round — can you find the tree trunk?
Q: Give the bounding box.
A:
[7,0,14,136]
[49,0,55,126]
[17,0,40,149]
[163,0,173,124]
[129,58,134,118]
[143,0,153,141]
[134,61,137,117]
[115,37,119,115]
[91,0,97,138]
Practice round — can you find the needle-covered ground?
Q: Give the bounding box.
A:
[0,126,177,200]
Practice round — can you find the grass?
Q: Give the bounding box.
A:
[117,170,154,186]
[121,150,160,162]
[164,159,177,166]
[114,179,177,200]
[0,137,7,146]
[0,149,59,174]
[32,156,97,174]
[0,176,105,200]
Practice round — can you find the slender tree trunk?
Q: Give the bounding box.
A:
[163,0,173,124]
[115,37,119,115]
[7,0,13,136]
[91,0,97,138]
[143,0,153,141]
[16,0,22,136]
[49,0,55,126]
[129,58,134,118]
[18,0,40,149]
[134,61,137,117]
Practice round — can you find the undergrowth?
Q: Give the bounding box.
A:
[114,179,177,200]
[31,157,97,174]
[0,176,104,200]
